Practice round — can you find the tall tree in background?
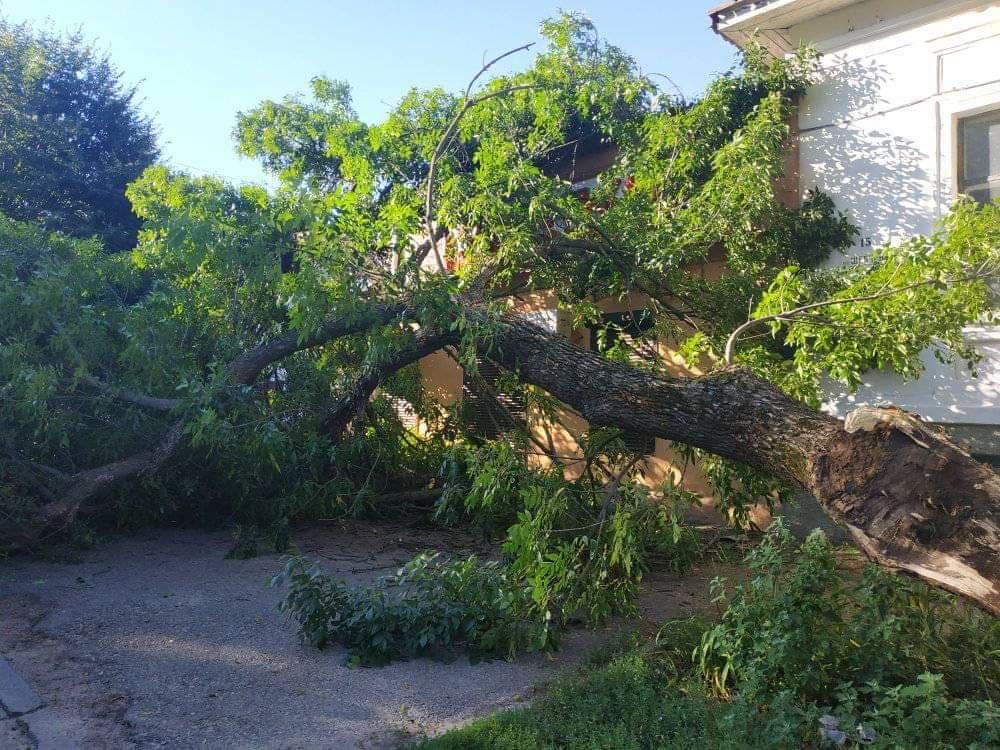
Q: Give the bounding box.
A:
[0,18,158,250]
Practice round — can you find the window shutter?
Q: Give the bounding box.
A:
[462,356,526,439]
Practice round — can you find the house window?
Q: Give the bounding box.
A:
[958,108,1000,205]
[590,310,656,455]
[462,356,526,439]
[589,310,657,363]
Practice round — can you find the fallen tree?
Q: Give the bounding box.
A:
[10,296,999,612]
[2,15,998,614]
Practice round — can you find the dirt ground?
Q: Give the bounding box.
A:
[0,519,737,749]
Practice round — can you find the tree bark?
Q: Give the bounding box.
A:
[485,313,1000,615]
[323,328,457,441]
[227,303,408,386]
[22,419,186,545]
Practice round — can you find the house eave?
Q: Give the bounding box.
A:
[710,0,863,54]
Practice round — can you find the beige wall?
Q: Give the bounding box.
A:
[418,349,463,406]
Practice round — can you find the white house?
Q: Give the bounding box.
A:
[712,0,1000,457]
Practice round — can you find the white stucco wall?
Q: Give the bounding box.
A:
[783,0,1000,424]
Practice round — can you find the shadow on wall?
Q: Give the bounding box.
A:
[821,342,1000,424]
[800,54,935,257]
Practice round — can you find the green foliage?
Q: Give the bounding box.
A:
[698,521,1000,704]
[423,650,813,750]
[434,441,534,537]
[274,553,539,666]
[674,442,793,529]
[278,439,704,664]
[5,10,1000,580]
[0,17,158,250]
[735,199,1000,405]
[0,216,160,537]
[423,649,1000,750]
[0,190,440,548]
[426,524,1000,749]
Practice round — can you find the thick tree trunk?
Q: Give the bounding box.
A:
[486,314,1000,615]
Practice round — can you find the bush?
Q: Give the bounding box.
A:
[422,519,1000,748]
[425,607,999,750]
[698,520,1000,704]
[827,673,1000,749]
[423,652,1000,750]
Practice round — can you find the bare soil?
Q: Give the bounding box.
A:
[0,519,736,749]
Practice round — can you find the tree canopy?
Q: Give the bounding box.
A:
[1,14,998,611]
[0,17,158,250]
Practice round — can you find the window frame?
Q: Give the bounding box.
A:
[953,102,1000,206]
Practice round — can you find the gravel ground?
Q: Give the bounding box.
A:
[0,519,733,749]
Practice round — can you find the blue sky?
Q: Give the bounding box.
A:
[0,1,738,185]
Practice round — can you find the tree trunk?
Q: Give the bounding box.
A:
[486,314,1000,615]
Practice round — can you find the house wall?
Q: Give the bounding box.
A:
[779,0,1000,433]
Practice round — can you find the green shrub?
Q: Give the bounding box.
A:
[421,650,813,749]
[698,520,1000,704]
[826,673,1000,749]
[425,520,1000,749]
[424,646,1000,749]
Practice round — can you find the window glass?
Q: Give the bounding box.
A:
[959,109,1000,205]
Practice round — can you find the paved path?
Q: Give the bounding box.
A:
[0,521,730,748]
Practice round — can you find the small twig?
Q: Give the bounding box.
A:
[350,561,407,574]
[649,71,687,106]
[597,453,642,523]
[414,43,536,276]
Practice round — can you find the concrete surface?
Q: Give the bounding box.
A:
[0,656,43,716]
[0,520,731,749]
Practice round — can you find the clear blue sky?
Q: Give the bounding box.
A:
[0,1,737,185]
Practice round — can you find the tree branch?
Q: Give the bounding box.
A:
[32,418,186,539]
[9,301,417,546]
[78,375,179,411]
[324,327,457,441]
[226,302,409,385]
[723,267,997,364]
[412,43,536,277]
[48,313,180,411]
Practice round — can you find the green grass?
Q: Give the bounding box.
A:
[419,648,809,749]
[420,645,1000,750]
[420,622,809,749]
